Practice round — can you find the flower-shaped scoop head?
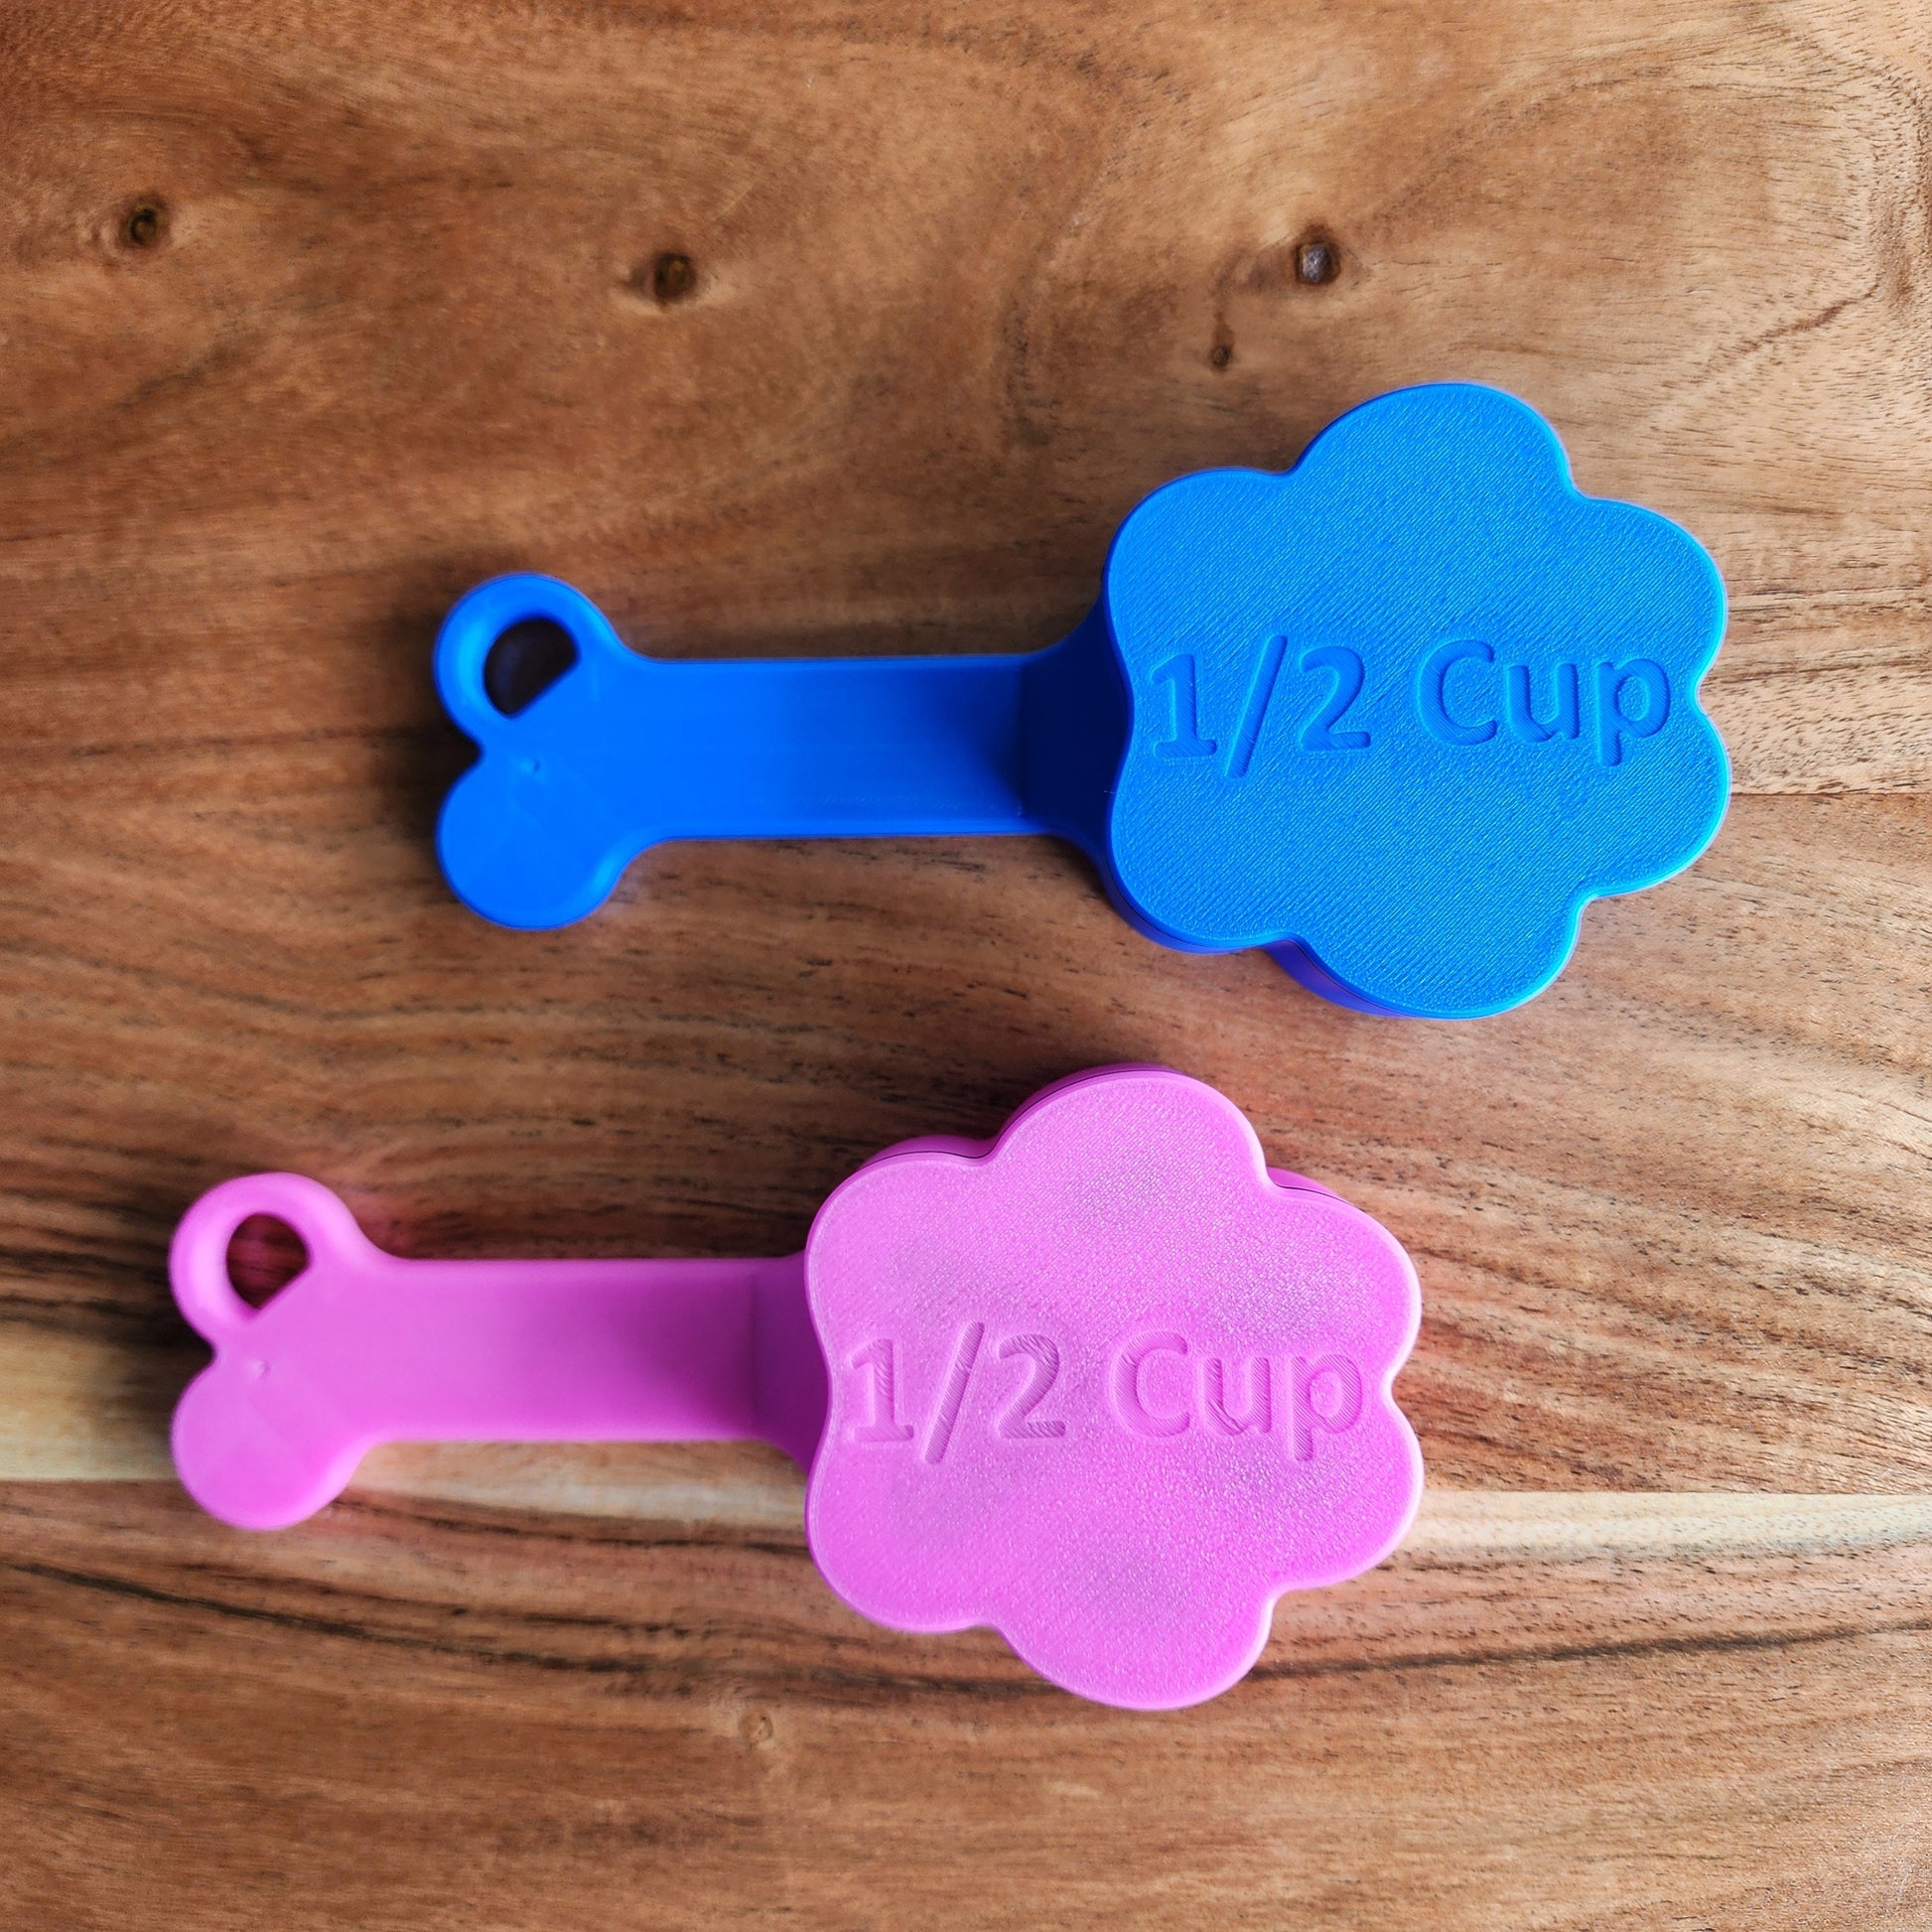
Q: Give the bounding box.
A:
[1101,383,1729,1016]
[804,1068,1423,1709]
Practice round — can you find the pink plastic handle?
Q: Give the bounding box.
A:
[169,1068,1422,1707]
[169,1173,819,1530]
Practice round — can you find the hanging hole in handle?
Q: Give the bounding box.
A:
[484,619,579,716]
[225,1215,311,1310]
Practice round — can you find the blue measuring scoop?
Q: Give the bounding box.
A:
[435,383,1728,1019]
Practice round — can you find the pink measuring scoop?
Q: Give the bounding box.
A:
[171,1066,1423,1708]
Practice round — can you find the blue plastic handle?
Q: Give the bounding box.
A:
[436,384,1729,1019]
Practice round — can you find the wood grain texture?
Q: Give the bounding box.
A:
[4,1482,1931,1930]
[5,0,1932,1922]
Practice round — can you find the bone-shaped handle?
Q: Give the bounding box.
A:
[434,385,1729,1020]
[435,576,1128,931]
[170,1173,824,1530]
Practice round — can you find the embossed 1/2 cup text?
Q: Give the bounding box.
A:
[848,1326,1364,1463]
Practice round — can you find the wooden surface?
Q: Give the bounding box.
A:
[7,1484,1932,1931]
[3,0,1931,1924]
